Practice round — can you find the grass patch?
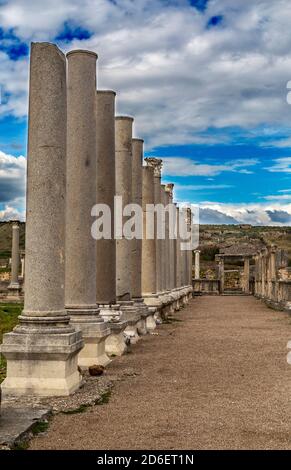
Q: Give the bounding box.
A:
[62,390,112,415]
[12,440,30,451]
[62,404,90,415]
[0,303,22,383]
[11,420,49,450]
[96,390,111,405]
[31,421,50,435]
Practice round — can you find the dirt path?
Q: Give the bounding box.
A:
[30,296,291,450]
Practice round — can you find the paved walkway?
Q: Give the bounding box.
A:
[30,296,291,450]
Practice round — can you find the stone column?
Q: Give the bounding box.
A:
[65,50,110,368]
[144,158,164,316]
[160,186,174,315]
[243,257,250,294]
[165,184,179,310]
[164,188,172,293]
[165,184,175,290]
[7,221,21,299]
[115,116,140,342]
[160,185,166,294]
[194,250,200,280]
[268,245,277,301]
[95,90,128,356]
[131,138,150,334]
[270,245,277,280]
[218,257,225,294]
[174,205,182,309]
[20,255,25,279]
[141,166,158,330]
[261,249,267,298]
[186,208,193,298]
[179,207,189,304]
[179,208,186,304]
[1,42,83,397]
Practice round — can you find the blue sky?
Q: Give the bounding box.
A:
[0,0,291,224]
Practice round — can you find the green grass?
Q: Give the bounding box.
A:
[0,303,22,383]
[62,404,90,415]
[62,390,112,415]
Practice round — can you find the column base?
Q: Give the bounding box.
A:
[98,306,129,356]
[146,311,157,331]
[144,293,165,326]
[0,327,83,398]
[67,306,111,368]
[118,301,140,344]
[133,298,150,335]
[6,283,22,301]
[105,321,129,356]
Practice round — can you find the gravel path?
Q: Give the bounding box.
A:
[30,296,291,450]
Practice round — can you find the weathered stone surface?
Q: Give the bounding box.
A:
[65,50,110,369]
[1,42,83,398]
[96,91,117,305]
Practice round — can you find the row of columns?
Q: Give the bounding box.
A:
[0,42,193,398]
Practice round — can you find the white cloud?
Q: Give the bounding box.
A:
[0,150,26,219]
[263,194,291,201]
[0,204,24,221]
[197,201,291,226]
[2,1,291,146]
[162,157,258,177]
[265,157,291,173]
[175,183,234,191]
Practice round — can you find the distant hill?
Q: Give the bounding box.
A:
[0,221,290,259]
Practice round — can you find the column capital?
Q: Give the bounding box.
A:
[165,183,174,198]
[144,157,163,177]
[11,220,20,227]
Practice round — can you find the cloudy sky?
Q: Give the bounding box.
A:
[0,0,291,224]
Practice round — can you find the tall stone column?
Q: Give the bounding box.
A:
[65,50,110,367]
[7,221,21,299]
[186,207,193,300]
[179,207,189,302]
[268,245,277,301]
[243,257,250,294]
[1,43,83,397]
[179,208,187,305]
[115,116,140,341]
[174,205,183,309]
[194,250,200,280]
[165,184,175,290]
[261,249,267,298]
[165,184,179,309]
[160,185,168,297]
[131,138,150,334]
[163,186,176,312]
[218,257,225,294]
[141,166,158,330]
[20,254,25,279]
[144,158,164,314]
[95,90,128,356]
